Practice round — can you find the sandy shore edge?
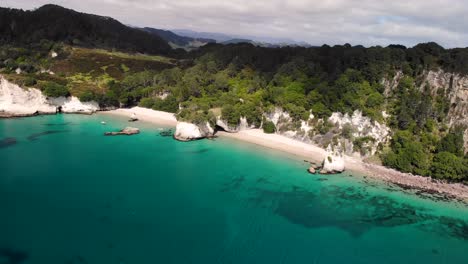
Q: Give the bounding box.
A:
[102,107,468,202]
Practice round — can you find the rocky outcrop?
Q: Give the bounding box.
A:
[216,117,250,133]
[48,97,99,114]
[0,76,99,117]
[329,110,390,156]
[382,69,468,152]
[420,70,468,128]
[264,107,314,142]
[320,144,345,174]
[174,122,214,141]
[105,127,140,136]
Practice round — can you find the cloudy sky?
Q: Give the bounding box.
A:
[2,0,468,48]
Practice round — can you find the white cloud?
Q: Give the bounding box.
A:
[3,0,468,47]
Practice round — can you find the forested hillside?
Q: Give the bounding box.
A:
[0,4,172,55]
[142,27,215,50]
[0,5,467,181]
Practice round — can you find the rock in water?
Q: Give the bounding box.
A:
[173,122,214,141]
[174,122,204,141]
[105,127,140,136]
[320,155,345,174]
[319,143,345,174]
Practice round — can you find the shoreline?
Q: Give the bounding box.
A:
[103,107,467,202]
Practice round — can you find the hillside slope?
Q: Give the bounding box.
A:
[142,27,215,50]
[0,4,171,55]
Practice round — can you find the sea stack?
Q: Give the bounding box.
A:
[319,144,345,174]
[173,121,214,141]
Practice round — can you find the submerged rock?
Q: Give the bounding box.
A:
[0,137,17,148]
[105,127,140,136]
[307,163,322,174]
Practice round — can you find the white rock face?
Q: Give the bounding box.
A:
[205,122,214,135]
[265,107,291,127]
[329,110,390,155]
[421,70,468,128]
[264,107,315,142]
[158,92,169,100]
[0,76,99,116]
[216,116,251,133]
[49,97,99,114]
[174,122,204,141]
[0,77,56,115]
[321,155,345,174]
[320,144,345,174]
[40,69,55,75]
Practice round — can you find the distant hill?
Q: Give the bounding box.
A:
[172,29,311,47]
[172,29,234,43]
[0,4,172,55]
[221,38,255,45]
[141,27,215,50]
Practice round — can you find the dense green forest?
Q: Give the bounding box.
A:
[0,5,467,181]
[0,5,172,55]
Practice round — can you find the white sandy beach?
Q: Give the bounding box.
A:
[101,107,177,126]
[102,107,468,201]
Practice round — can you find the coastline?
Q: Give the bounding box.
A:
[100,106,178,126]
[102,107,468,202]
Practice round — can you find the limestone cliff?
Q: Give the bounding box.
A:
[382,69,468,152]
[174,121,214,141]
[320,144,345,174]
[0,76,99,117]
[264,107,390,157]
[216,116,250,133]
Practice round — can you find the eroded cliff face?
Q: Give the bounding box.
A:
[329,111,390,156]
[174,121,214,141]
[216,117,251,133]
[420,70,468,127]
[0,76,99,116]
[421,70,468,151]
[382,69,468,152]
[264,107,390,157]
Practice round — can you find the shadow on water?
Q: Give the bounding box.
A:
[0,138,17,149]
[223,176,468,240]
[65,255,88,264]
[43,122,72,127]
[0,247,29,264]
[183,148,210,154]
[220,175,246,192]
[27,130,69,141]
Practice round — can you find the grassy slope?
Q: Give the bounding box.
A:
[4,47,176,97]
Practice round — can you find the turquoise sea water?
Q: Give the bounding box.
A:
[0,114,467,264]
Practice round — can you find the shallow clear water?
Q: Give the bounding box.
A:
[0,114,467,264]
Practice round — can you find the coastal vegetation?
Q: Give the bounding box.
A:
[0,5,467,181]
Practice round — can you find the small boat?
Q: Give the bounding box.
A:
[101,121,106,125]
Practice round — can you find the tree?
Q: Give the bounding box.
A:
[263,120,276,134]
[42,82,70,97]
[382,130,431,176]
[221,104,241,126]
[437,130,465,157]
[431,152,467,181]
